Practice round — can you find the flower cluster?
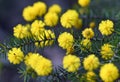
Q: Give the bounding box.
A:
[1,0,120,82]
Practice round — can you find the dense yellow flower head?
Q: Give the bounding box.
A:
[82,28,94,39]
[31,20,45,36]
[89,21,96,29]
[83,54,100,71]
[63,54,80,72]
[100,63,119,82]
[24,53,53,76]
[66,46,74,55]
[86,71,96,82]
[8,48,24,64]
[33,1,47,16]
[24,53,43,68]
[80,39,91,50]
[74,18,82,29]
[100,44,114,60]
[13,24,30,39]
[60,10,79,28]
[48,4,62,14]
[35,30,55,47]
[34,57,52,76]
[99,20,114,36]
[22,6,36,21]
[58,32,74,49]
[78,0,91,7]
[44,12,58,27]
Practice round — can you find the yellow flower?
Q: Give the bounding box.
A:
[22,6,36,21]
[63,54,80,72]
[13,24,30,39]
[24,53,52,76]
[66,46,74,55]
[74,18,82,29]
[33,1,47,16]
[24,53,43,69]
[99,20,114,36]
[48,4,62,14]
[89,21,96,29]
[83,54,100,71]
[86,71,96,82]
[44,12,59,27]
[8,48,24,64]
[100,63,119,82]
[78,0,91,7]
[31,20,45,36]
[58,32,74,49]
[34,57,53,76]
[80,39,91,50]
[35,30,55,47]
[82,28,94,39]
[60,10,79,28]
[100,44,114,60]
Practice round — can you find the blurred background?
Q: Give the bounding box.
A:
[0,0,120,82]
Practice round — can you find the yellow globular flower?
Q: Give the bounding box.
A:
[78,0,91,7]
[63,54,80,72]
[89,21,96,29]
[66,46,74,55]
[86,71,96,82]
[31,20,45,36]
[58,32,74,49]
[24,53,43,69]
[60,10,79,28]
[80,39,91,51]
[48,4,62,14]
[33,1,47,17]
[35,30,55,47]
[100,63,119,82]
[44,12,59,27]
[100,43,114,60]
[13,24,30,39]
[24,52,33,66]
[83,54,100,71]
[82,28,94,39]
[24,53,53,76]
[99,20,114,36]
[8,48,24,64]
[74,18,82,29]
[22,6,36,21]
[34,58,52,76]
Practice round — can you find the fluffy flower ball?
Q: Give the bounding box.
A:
[83,54,100,71]
[63,54,80,72]
[86,71,96,82]
[58,32,74,49]
[60,10,79,28]
[80,39,91,50]
[8,48,24,64]
[22,6,36,21]
[44,12,58,27]
[99,20,114,36]
[33,1,47,16]
[31,20,45,36]
[48,4,62,14]
[13,24,30,39]
[100,43,114,60]
[82,28,94,39]
[100,63,119,82]
[78,0,91,7]
[24,53,53,76]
